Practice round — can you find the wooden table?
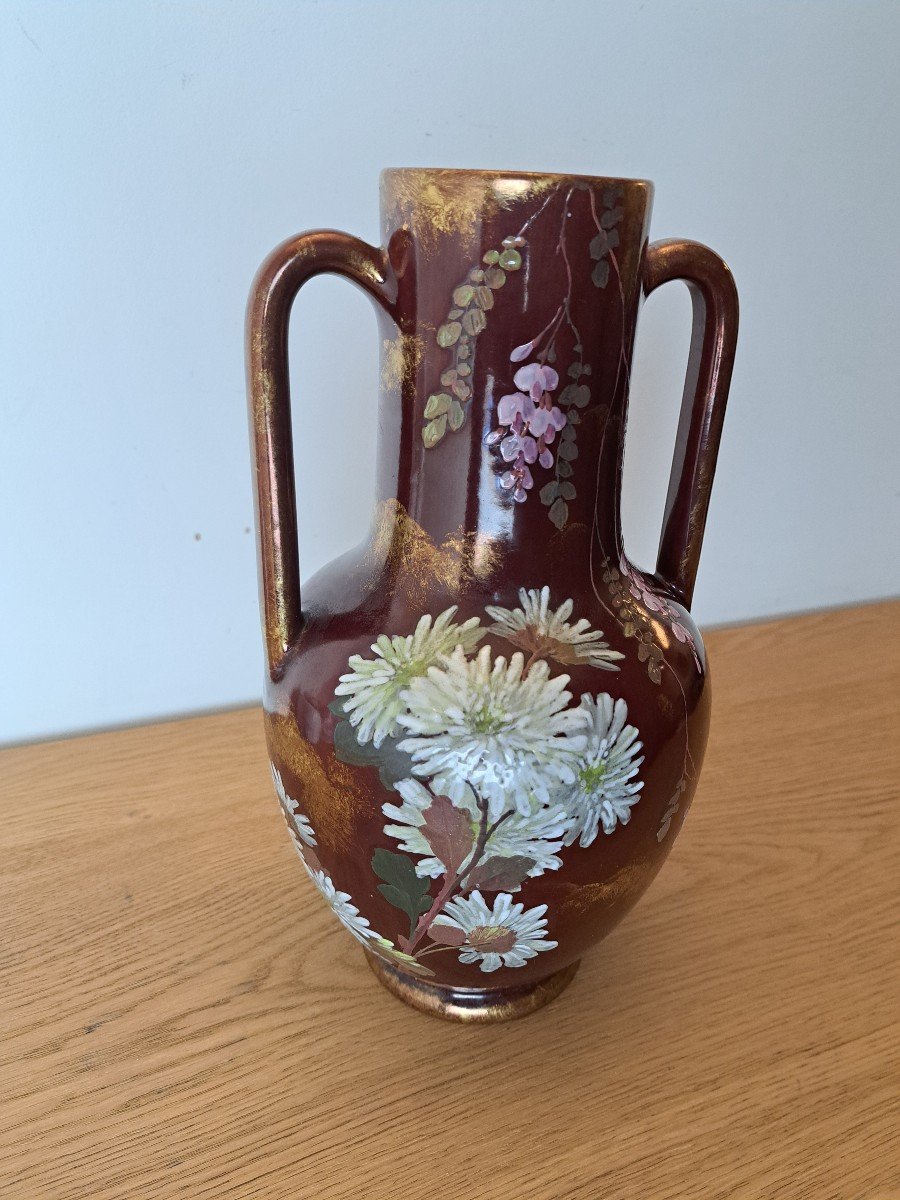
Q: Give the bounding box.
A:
[2,603,898,1199]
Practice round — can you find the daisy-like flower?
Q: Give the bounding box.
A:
[383,773,571,883]
[431,889,558,972]
[303,861,380,945]
[486,586,624,672]
[561,694,645,848]
[271,763,316,846]
[397,645,587,817]
[334,606,484,747]
[287,834,435,975]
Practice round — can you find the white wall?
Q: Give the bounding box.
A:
[2,1,898,745]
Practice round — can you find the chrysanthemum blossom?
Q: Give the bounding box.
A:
[383,773,571,883]
[561,694,644,848]
[334,606,484,747]
[486,586,623,672]
[397,645,587,817]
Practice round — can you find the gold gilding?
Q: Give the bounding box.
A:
[366,951,580,1022]
[381,169,557,246]
[380,333,424,392]
[364,498,500,606]
[560,859,657,917]
[265,712,366,854]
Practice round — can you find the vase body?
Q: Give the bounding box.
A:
[247,169,738,1020]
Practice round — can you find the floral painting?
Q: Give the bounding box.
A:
[273,588,646,977]
[421,182,627,530]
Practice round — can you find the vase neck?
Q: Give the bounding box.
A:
[372,169,653,568]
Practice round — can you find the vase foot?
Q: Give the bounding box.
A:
[365,952,580,1023]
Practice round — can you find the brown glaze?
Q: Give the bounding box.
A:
[246,168,738,1017]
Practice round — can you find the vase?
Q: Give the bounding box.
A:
[246,168,738,1022]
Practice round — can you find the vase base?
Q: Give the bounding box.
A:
[365,951,580,1023]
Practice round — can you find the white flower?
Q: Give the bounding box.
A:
[303,860,380,945]
[561,694,644,848]
[334,606,484,747]
[431,890,558,972]
[397,645,587,817]
[271,763,316,846]
[383,774,571,883]
[287,835,435,975]
[486,585,623,671]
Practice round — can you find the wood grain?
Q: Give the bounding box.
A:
[1,603,898,1199]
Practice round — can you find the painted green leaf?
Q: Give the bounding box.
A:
[557,459,574,478]
[601,206,624,229]
[567,362,583,380]
[440,368,458,387]
[448,399,466,430]
[559,384,590,408]
[469,267,485,283]
[483,267,506,289]
[539,481,559,506]
[451,380,471,401]
[589,232,608,260]
[557,439,578,461]
[474,285,494,310]
[465,854,535,892]
[333,722,415,789]
[548,498,569,529]
[372,848,432,934]
[462,308,487,336]
[453,284,475,307]
[592,260,610,289]
[482,250,500,265]
[437,321,462,348]
[424,392,451,419]
[456,361,471,377]
[423,415,448,447]
[448,307,464,320]
[559,482,577,500]
[498,247,522,270]
[333,718,374,765]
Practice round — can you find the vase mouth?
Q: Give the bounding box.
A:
[381,166,654,192]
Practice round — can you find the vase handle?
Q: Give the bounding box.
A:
[642,239,739,610]
[246,230,397,673]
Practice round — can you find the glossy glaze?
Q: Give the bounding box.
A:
[247,169,738,1018]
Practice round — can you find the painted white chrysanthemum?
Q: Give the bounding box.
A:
[271,763,316,846]
[431,889,558,972]
[334,606,484,747]
[486,585,624,671]
[397,645,587,817]
[383,773,571,882]
[561,694,644,848]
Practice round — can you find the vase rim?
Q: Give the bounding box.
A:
[381,166,654,192]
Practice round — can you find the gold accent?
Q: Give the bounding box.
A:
[265,712,367,854]
[381,169,558,246]
[559,859,657,917]
[380,333,424,392]
[346,248,385,289]
[364,498,500,606]
[366,950,580,1022]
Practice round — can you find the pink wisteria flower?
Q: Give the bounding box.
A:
[619,555,700,659]
[491,356,568,503]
